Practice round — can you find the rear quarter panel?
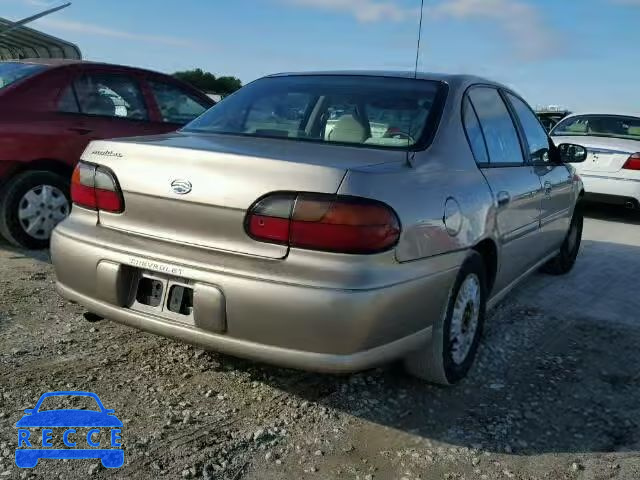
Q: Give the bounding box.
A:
[340,162,494,263]
[338,93,496,264]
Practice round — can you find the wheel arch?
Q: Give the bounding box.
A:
[18,159,73,179]
[472,238,498,295]
[1,159,73,190]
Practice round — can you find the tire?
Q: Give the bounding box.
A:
[404,251,487,385]
[542,201,583,275]
[0,170,71,249]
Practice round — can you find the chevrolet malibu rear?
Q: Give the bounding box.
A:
[51,73,585,385]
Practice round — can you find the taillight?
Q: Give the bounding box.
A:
[70,162,97,209]
[71,161,124,213]
[246,193,401,254]
[623,153,640,171]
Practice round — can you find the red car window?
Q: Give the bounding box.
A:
[59,73,148,121]
[148,80,209,124]
[58,85,80,113]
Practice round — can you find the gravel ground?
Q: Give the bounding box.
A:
[1,204,639,480]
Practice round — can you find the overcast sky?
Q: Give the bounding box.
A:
[2,0,639,112]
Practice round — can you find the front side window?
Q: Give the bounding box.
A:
[148,80,209,124]
[184,75,444,150]
[552,115,640,141]
[0,62,45,90]
[506,93,551,163]
[60,73,148,120]
[468,87,524,165]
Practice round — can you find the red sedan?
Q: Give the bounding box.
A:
[0,59,215,248]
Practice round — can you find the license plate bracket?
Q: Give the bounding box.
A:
[130,271,195,325]
[136,277,164,307]
[167,285,194,315]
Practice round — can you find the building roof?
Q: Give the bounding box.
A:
[0,17,81,60]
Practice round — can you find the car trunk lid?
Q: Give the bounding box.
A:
[81,133,403,259]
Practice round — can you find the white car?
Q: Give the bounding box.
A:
[551,112,640,209]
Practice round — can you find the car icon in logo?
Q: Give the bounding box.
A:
[171,179,192,195]
[15,391,124,469]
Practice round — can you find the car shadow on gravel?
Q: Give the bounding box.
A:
[0,236,50,263]
[226,238,640,458]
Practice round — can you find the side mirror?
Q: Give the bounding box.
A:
[24,409,34,415]
[558,143,587,163]
[105,409,115,415]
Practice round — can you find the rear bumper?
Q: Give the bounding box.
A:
[581,174,640,206]
[57,283,435,373]
[51,221,461,373]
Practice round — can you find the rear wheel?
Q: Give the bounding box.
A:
[404,251,487,385]
[542,201,583,275]
[0,171,71,249]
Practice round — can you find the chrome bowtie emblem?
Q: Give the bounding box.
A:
[171,179,192,195]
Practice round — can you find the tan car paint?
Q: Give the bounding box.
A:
[51,73,583,374]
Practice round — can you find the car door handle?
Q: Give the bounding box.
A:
[68,127,93,135]
[497,191,511,207]
[544,181,552,196]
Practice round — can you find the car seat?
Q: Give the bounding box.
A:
[327,114,368,144]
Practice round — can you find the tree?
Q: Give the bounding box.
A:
[173,68,242,96]
[213,76,242,96]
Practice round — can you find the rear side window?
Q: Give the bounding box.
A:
[468,87,524,165]
[59,73,148,120]
[462,97,489,164]
[57,85,80,113]
[184,75,444,150]
[148,80,210,124]
[0,62,45,89]
[506,93,550,163]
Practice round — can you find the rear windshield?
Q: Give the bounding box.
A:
[0,62,45,90]
[183,75,444,149]
[551,114,640,141]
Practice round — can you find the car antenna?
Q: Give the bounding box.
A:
[414,0,425,80]
[407,0,425,168]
